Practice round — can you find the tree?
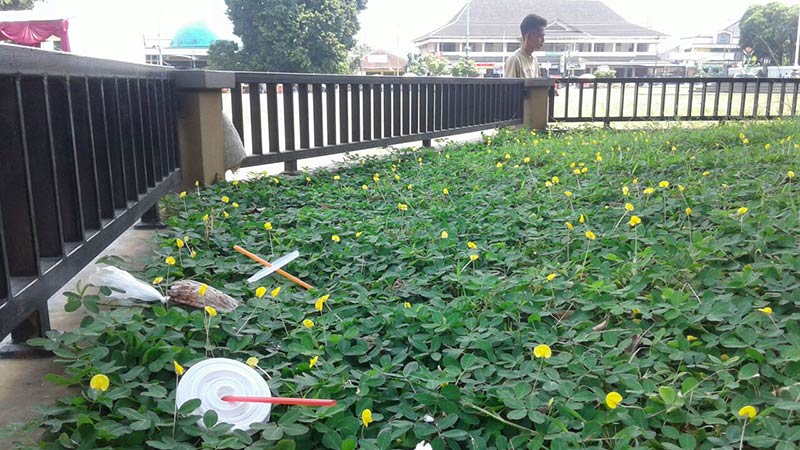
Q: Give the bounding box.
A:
[450,58,479,77]
[740,3,800,66]
[207,40,245,71]
[211,0,368,74]
[407,54,450,76]
[0,0,37,10]
[348,42,373,74]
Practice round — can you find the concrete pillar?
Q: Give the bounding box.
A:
[522,79,553,131]
[175,71,236,190]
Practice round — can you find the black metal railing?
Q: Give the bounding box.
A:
[549,77,800,124]
[0,45,181,344]
[227,73,525,171]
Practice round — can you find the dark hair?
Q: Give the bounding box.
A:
[520,14,547,38]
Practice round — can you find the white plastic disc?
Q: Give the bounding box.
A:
[176,358,271,431]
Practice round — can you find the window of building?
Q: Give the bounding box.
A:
[506,42,520,52]
[594,43,610,52]
[440,42,457,52]
[484,43,503,52]
[575,43,591,52]
[636,43,649,52]
[615,43,635,52]
[716,32,731,44]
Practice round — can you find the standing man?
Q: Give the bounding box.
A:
[504,14,547,78]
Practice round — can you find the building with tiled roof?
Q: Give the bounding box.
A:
[414,0,668,77]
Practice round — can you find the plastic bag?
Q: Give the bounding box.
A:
[89,265,168,304]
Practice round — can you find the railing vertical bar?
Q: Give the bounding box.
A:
[564,80,570,118]
[266,82,280,152]
[0,202,8,301]
[618,80,626,118]
[726,79,735,118]
[646,81,653,118]
[298,83,310,149]
[659,81,667,118]
[88,78,115,219]
[146,80,163,182]
[70,77,102,229]
[21,77,65,257]
[673,82,680,117]
[42,77,69,244]
[632,81,639,118]
[382,82,391,137]
[338,83,349,143]
[231,82,244,141]
[103,79,129,208]
[167,80,181,171]
[402,83,411,135]
[312,84,323,147]
[474,83,482,124]
[351,83,361,142]
[778,80,786,117]
[428,84,435,131]
[373,82,382,139]
[326,83,337,145]
[591,82,598,119]
[713,81,721,118]
[686,82,695,119]
[548,85,556,120]
[791,81,798,116]
[411,83,419,134]
[393,83,401,136]
[156,80,171,175]
[438,83,445,130]
[753,79,761,117]
[117,79,138,202]
[282,82,296,171]
[765,80,773,118]
[604,81,612,123]
[699,81,707,118]
[362,83,372,140]
[249,83,263,155]
[418,83,427,133]
[578,81,584,119]
[131,79,150,192]
[740,81,748,118]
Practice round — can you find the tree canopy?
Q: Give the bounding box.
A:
[739,2,800,66]
[0,0,37,11]
[209,0,368,73]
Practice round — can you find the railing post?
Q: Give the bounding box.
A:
[174,71,235,190]
[522,79,553,131]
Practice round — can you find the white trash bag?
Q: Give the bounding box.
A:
[88,265,168,304]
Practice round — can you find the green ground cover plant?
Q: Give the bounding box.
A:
[5,120,800,450]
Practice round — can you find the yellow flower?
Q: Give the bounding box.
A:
[523,157,531,163]
[271,287,281,298]
[596,153,603,162]
[232,202,239,208]
[362,184,368,190]
[332,235,341,242]
[581,167,588,174]
[403,302,412,309]
[469,254,479,262]
[173,360,185,376]
[671,145,677,151]
[204,306,217,316]
[194,180,199,187]
[757,306,772,315]
[394,174,400,181]
[585,231,596,240]
[467,241,477,249]
[632,178,639,184]
[743,138,749,144]
[198,284,208,296]
[309,356,319,368]
[551,176,559,184]
[579,214,585,224]
[765,143,771,150]
[246,357,259,368]
[573,169,581,175]
[223,211,230,219]
[232,180,239,186]
[90,374,110,392]
[407,184,413,190]
[272,177,280,184]
[264,222,273,231]
[445,154,450,159]
[564,191,573,198]
[190,251,197,258]
[632,307,641,317]
[788,170,795,179]
[737,207,749,216]
[622,186,629,196]
[605,391,623,409]
[702,171,711,176]
[678,185,685,192]
[686,207,692,216]
[356,231,363,238]
[496,162,503,169]
[152,276,164,285]
[373,173,380,182]
[179,191,187,199]
[315,294,330,311]
[333,175,341,181]
[738,405,757,419]
[545,181,553,188]
[686,335,698,342]
[504,153,511,160]
[165,256,176,266]
[546,273,557,282]
[303,319,314,329]
[398,203,408,211]
[221,196,230,203]
[570,162,576,168]
[306,176,312,182]
[659,181,669,188]
[361,409,373,427]
[441,230,449,239]
[533,344,552,359]
[624,203,634,212]
[255,286,267,298]
[565,222,574,230]
[202,214,209,222]
[443,188,449,195]
[643,187,655,195]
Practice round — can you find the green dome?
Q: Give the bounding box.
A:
[169,23,218,49]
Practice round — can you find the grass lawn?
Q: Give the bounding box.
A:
[10,120,800,450]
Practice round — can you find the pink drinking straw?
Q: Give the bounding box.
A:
[221,396,336,407]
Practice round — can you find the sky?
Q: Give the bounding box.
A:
[21,0,800,62]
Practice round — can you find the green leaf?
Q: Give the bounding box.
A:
[507,409,528,420]
[679,433,697,449]
[376,429,392,449]
[275,439,297,450]
[659,386,677,405]
[738,363,760,380]
[178,399,202,415]
[203,409,218,428]
[341,439,357,450]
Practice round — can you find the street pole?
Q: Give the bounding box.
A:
[795,11,800,67]
[465,0,471,58]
